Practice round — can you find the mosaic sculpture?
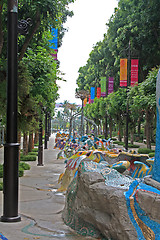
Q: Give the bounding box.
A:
[57,71,160,239]
[152,69,160,182]
[0,234,8,240]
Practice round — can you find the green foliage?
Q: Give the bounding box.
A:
[0,182,3,191]
[138,148,155,154]
[20,155,37,161]
[76,0,160,100]
[28,152,38,156]
[0,162,30,180]
[0,164,3,178]
[98,135,105,139]
[0,0,75,131]
[32,148,39,152]
[148,152,155,158]
[128,144,139,148]
[19,168,24,177]
[19,162,31,170]
[34,143,39,146]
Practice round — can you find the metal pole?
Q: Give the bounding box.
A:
[44,112,48,149]
[47,113,50,141]
[81,99,84,136]
[37,118,43,166]
[1,0,21,222]
[125,41,131,151]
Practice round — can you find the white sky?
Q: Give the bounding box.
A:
[57,0,118,105]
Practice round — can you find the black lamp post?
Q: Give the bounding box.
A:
[1,0,21,222]
[47,113,50,140]
[125,41,131,151]
[44,110,48,149]
[37,107,44,166]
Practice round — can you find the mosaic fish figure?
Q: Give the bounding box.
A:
[57,150,66,160]
[84,150,106,163]
[110,160,130,173]
[132,159,154,179]
[66,154,87,170]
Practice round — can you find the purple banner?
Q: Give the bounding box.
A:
[108,77,114,94]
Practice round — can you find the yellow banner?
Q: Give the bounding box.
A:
[83,98,87,106]
[120,59,127,87]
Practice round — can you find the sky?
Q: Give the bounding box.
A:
[57,0,118,105]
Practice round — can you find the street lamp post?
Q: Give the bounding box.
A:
[44,111,48,149]
[37,116,44,166]
[75,90,89,137]
[1,0,21,222]
[125,41,131,151]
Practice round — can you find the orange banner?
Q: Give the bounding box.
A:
[83,98,87,106]
[120,59,127,87]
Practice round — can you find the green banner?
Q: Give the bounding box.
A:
[101,77,106,97]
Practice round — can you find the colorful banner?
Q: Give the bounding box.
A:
[83,98,87,106]
[120,59,127,87]
[97,87,101,98]
[101,77,106,97]
[131,59,139,86]
[90,87,95,103]
[108,77,114,94]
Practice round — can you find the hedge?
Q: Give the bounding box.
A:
[32,148,39,152]
[0,162,30,184]
[138,148,155,154]
[19,162,30,170]
[20,155,37,161]
[148,152,155,158]
[28,152,38,156]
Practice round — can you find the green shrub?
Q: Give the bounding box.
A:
[111,138,117,141]
[34,143,39,146]
[0,182,3,191]
[113,140,121,144]
[117,142,124,146]
[21,155,37,161]
[0,163,28,179]
[19,167,24,177]
[148,152,155,157]
[0,164,3,178]
[98,135,105,139]
[19,162,30,170]
[28,152,38,156]
[138,148,155,154]
[32,148,38,152]
[128,144,140,148]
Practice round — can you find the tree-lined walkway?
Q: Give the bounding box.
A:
[0,135,95,240]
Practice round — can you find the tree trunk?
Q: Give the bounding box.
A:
[85,122,88,134]
[130,130,134,144]
[109,119,112,138]
[137,117,141,136]
[118,122,122,142]
[98,125,100,135]
[34,131,39,144]
[146,110,152,149]
[69,118,72,139]
[23,132,28,155]
[104,115,108,139]
[0,1,4,56]
[28,132,34,152]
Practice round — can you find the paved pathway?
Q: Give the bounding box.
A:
[0,135,95,240]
